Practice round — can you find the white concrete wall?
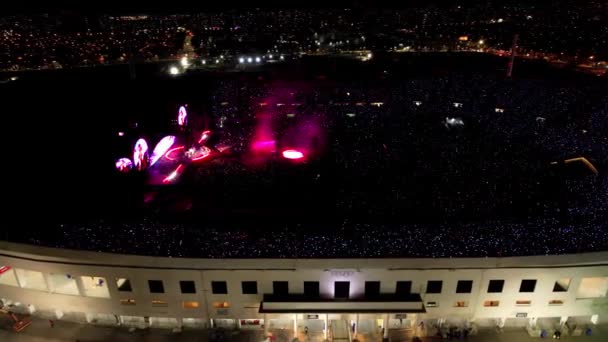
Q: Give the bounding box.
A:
[1,242,607,327]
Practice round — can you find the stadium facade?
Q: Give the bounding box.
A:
[1,241,607,337]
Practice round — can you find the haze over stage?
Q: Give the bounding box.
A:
[2,54,606,258]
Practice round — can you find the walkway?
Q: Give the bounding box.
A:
[1,316,607,342]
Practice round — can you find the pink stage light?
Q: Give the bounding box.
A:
[164,145,185,161]
[163,164,184,184]
[191,146,212,162]
[252,140,276,150]
[150,135,176,166]
[282,149,304,160]
[198,130,211,144]
[133,138,149,171]
[0,265,11,275]
[118,131,125,137]
[192,153,211,162]
[178,106,188,126]
[115,158,133,172]
[251,112,275,153]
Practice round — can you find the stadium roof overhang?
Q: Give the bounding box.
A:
[259,294,426,313]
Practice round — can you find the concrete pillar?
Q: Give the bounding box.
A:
[559,316,568,328]
[55,309,64,319]
[237,318,242,329]
[383,314,390,340]
[75,276,87,297]
[294,314,298,338]
[355,313,359,337]
[264,314,269,336]
[591,314,599,325]
[324,314,328,340]
[529,317,537,329]
[42,273,53,293]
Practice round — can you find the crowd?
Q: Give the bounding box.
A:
[12,216,607,258]
[205,74,607,221]
[8,72,607,259]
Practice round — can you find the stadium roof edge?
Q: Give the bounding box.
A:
[1,241,607,270]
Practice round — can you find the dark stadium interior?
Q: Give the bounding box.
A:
[1,3,607,258]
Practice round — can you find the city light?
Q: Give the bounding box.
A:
[478,40,485,45]
[202,59,206,64]
[247,57,253,63]
[239,57,245,63]
[255,57,261,63]
[269,54,273,59]
[280,55,285,60]
[445,117,465,128]
[180,56,189,67]
[169,66,180,75]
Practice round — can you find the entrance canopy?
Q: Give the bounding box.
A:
[259,294,425,313]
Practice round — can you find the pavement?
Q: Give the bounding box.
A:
[1,316,607,342]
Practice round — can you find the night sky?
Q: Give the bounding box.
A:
[5,0,564,15]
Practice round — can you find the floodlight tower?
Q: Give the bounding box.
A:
[506,34,518,78]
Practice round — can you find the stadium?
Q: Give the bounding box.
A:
[1,52,607,338]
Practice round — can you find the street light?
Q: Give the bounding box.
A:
[180,57,189,67]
